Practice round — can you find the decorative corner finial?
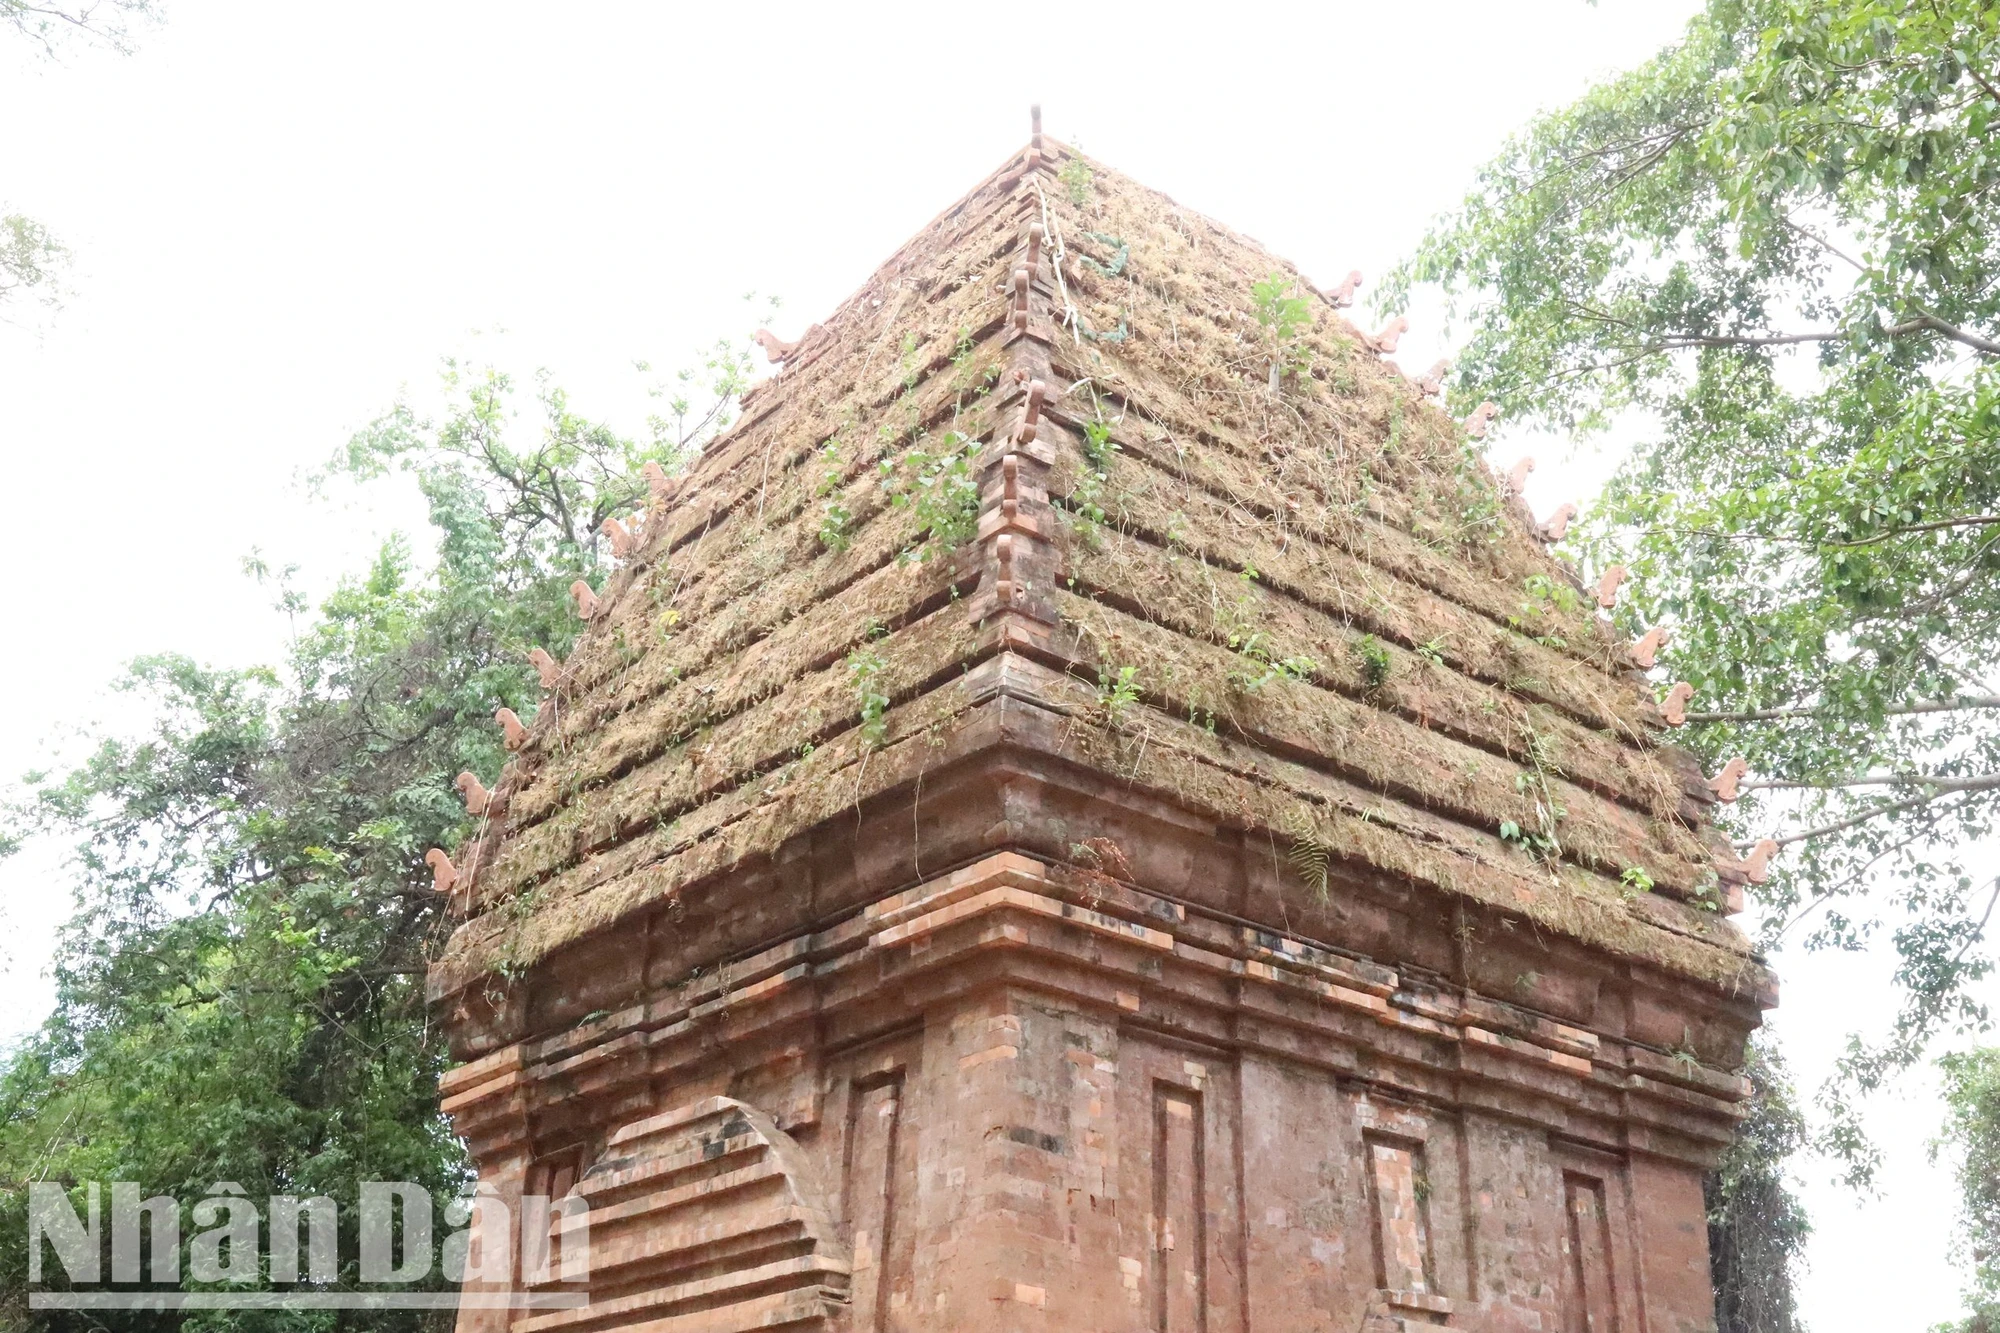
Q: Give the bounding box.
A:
[1540,502,1578,542]
[1015,379,1048,444]
[528,647,561,689]
[996,533,1017,605]
[1505,456,1536,496]
[1595,564,1627,610]
[601,516,637,560]
[1661,681,1693,726]
[1741,837,1779,884]
[570,579,601,621]
[1631,626,1670,670]
[1415,358,1451,397]
[495,706,529,750]
[753,328,797,365]
[1708,757,1748,802]
[1365,315,1408,355]
[455,771,490,817]
[425,848,458,895]
[1464,401,1500,439]
[1322,270,1362,308]
[642,460,679,504]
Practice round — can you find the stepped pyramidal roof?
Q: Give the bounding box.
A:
[430,113,1773,1026]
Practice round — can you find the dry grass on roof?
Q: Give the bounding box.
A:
[435,138,1750,999]
[1059,525,1687,824]
[1048,591,1713,897]
[1038,145,1599,622]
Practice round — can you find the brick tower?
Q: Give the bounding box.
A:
[429,111,1775,1333]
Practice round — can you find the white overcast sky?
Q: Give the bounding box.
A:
[0,2,1984,1326]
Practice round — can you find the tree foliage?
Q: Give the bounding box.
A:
[2,0,156,314]
[3,0,155,56]
[0,213,66,311]
[0,348,746,1329]
[1706,1036,1811,1333]
[1389,0,2000,1146]
[1938,1047,2000,1332]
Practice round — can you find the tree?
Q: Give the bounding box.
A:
[1937,1047,2000,1333]
[0,213,66,310]
[2,0,156,314]
[3,0,155,55]
[0,346,749,1329]
[1706,1036,1812,1333]
[1387,0,2000,1159]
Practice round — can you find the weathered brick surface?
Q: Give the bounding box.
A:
[441,848,1748,1333]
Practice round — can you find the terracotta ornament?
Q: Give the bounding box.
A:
[1631,626,1670,670]
[1540,502,1578,542]
[642,460,679,504]
[1321,270,1362,308]
[425,848,459,895]
[1015,378,1048,444]
[1505,456,1536,496]
[1708,757,1748,803]
[753,328,797,363]
[1661,681,1694,726]
[602,517,637,560]
[1415,358,1451,397]
[1595,565,1627,610]
[455,771,490,817]
[496,706,529,751]
[996,534,1017,605]
[1365,316,1408,355]
[571,580,601,620]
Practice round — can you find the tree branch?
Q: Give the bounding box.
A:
[1746,787,1959,850]
[1950,876,2000,969]
[1964,58,2000,109]
[1653,330,1847,350]
[1612,310,1999,360]
[1820,514,2000,546]
[1687,694,2000,724]
[1884,311,2000,356]
[1744,772,2000,795]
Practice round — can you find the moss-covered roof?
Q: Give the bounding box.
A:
[431,129,1765,1002]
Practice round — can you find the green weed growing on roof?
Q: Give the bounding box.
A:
[881,430,980,563]
[1251,270,1314,392]
[1059,156,1094,209]
[1510,573,1582,649]
[1068,407,1121,545]
[847,636,891,747]
[1353,634,1393,692]
[816,434,851,552]
[1096,664,1141,724]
